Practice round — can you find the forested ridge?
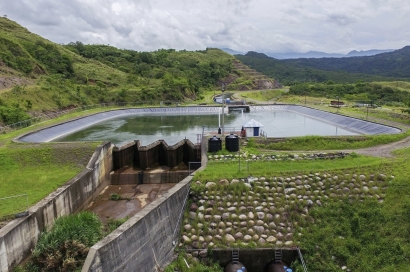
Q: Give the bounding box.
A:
[289,81,410,106]
[283,46,410,78]
[236,47,410,85]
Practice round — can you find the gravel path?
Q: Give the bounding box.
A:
[347,134,410,158]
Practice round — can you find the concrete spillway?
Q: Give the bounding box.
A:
[16,105,400,143]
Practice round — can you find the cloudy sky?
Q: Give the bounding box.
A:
[1,0,409,54]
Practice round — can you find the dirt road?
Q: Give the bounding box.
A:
[348,134,410,158]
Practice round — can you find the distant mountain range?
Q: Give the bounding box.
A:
[221,48,395,59]
[234,46,410,84]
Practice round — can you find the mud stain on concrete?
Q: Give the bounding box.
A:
[87,183,177,224]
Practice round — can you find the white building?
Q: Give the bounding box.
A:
[242,119,264,137]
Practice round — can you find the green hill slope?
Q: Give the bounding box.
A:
[0,17,280,127]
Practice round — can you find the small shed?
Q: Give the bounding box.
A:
[243,119,263,137]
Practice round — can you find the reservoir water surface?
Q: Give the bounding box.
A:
[54,109,358,146]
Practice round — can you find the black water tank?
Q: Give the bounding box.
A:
[225,133,239,152]
[208,135,222,152]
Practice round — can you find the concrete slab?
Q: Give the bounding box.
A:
[86,184,177,224]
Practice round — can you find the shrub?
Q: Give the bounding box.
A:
[25,211,103,272]
[106,217,129,233]
[110,193,121,201]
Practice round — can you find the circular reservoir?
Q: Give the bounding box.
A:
[17,105,400,145]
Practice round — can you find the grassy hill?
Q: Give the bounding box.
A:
[0,17,280,127]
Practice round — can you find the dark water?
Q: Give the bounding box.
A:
[54,110,357,146]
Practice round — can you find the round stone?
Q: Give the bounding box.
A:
[244,235,252,242]
[225,233,236,243]
[267,236,277,243]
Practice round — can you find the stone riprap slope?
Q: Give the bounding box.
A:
[207,152,349,161]
[180,172,389,249]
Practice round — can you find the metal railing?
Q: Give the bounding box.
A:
[202,126,242,136]
[297,247,308,272]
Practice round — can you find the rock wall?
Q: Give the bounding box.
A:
[0,142,114,272]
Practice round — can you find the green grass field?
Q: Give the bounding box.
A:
[0,142,99,218]
[196,154,386,181]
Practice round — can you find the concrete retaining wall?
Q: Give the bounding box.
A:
[111,171,190,185]
[82,135,208,272]
[208,248,298,271]
[82,175,192,272]
[0,142,114,272]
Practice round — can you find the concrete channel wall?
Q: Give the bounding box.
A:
[82,138,208,272]
[0,142,114,272]
[81,176,191,272]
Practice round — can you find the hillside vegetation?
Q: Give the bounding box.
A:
[236,49,410,85]
[289,81,410,106]
[284,46,410,78]
[0,17,279,127]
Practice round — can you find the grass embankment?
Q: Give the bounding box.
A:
[234,89,286,103]
[249,132,410,151]
[164,255,222,272]
[0,132,99,218]
[296,148,410,271]
[196,154,385,181]
[184,142,410,271]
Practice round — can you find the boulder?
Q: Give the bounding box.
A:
[225,234,236,243]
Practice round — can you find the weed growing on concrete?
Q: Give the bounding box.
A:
[22,211,103,272]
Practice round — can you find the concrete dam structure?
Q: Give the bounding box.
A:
[111,139,201,184]
[0,138,202,272]
[2,105,402,271]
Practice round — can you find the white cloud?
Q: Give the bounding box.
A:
[1,0,409,53]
